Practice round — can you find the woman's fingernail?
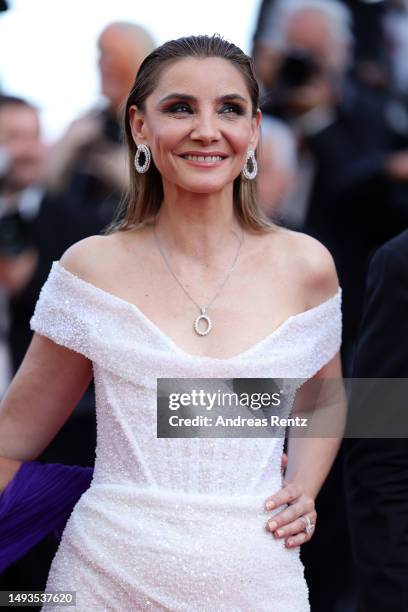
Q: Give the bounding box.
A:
[276,529,283,537]
[266,501,275,510]
[287,539,294,546]
[268,521,277,531]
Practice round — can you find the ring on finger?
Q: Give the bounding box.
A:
[300,515,315,535]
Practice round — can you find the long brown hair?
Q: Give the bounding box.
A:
[104,34,276,235]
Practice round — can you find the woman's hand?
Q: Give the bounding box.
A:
[264,481,316,548]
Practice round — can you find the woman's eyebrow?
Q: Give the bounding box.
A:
[158,93,195,104]
[217,94,248,104]
[158,93,248,104]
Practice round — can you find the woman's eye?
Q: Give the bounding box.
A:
[220,104,244,115]
[165,103,192,114]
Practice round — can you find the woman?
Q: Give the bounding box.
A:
[0,35,344,610]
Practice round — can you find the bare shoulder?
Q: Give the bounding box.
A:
[272,227,340,308]
[59,233,122,283]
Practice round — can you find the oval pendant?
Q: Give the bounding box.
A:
[194,308,212,336]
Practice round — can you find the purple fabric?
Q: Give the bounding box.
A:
[0,461,93,574]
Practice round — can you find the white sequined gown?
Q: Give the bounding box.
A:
[30,261,342,612]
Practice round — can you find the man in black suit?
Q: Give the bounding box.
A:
[344,228,408,612]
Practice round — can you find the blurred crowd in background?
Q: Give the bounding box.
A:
[0,1,408,611]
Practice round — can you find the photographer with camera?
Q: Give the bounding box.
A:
[44,22,156,218]
[254,0,408,375]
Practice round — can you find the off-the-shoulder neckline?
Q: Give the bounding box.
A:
[52,260,342,362]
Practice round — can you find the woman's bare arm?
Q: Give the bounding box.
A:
[263,231,346,547]
[283,351,346,499]
[281,236,346,499]
[0,333,92,463]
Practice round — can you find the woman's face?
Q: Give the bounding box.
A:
[129,57,261,194]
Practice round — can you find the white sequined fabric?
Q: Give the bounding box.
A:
[30,261,342,612]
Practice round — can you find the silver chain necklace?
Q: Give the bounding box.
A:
[153,215,245,336]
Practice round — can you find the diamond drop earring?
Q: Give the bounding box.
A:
[134,143,151,173]
[242,149,257,180]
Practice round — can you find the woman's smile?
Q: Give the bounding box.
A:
[177,150,229,168]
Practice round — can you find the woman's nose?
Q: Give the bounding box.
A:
[190,113,220,143]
